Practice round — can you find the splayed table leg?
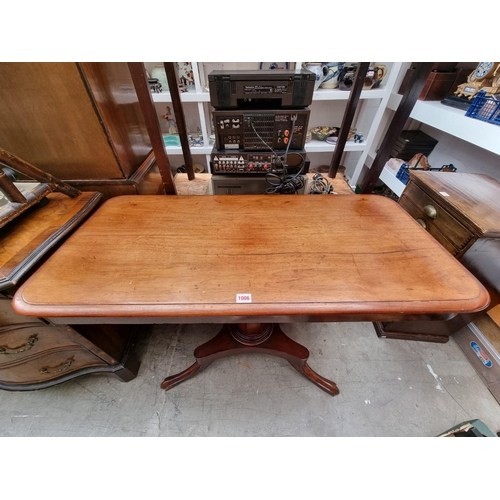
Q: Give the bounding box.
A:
[160,323,339,396]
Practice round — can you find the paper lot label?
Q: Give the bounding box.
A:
[236,294,252,303]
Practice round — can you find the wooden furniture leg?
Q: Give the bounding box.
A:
[160,323,340,396]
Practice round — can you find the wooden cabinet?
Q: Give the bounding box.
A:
[375,170,500,343]
[398,179,474,256]
[0,192,139,390]
[398,171,500,258]
[0,298,138,390]
[0,63,162,199]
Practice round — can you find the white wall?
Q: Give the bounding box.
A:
[421,124,500,181]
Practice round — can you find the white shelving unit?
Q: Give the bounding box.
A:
[409,100,500,156]
[145,62,406,174]
[378,95,500,196]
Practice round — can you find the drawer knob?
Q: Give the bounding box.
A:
[0,334,38,355]
[423,204,438,219]
[416,218,427,229]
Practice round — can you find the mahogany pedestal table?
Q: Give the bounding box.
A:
[13,195,489,396]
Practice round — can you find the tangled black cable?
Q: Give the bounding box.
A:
[264,153,306,194]
[264,166,305,194]
[308,173,335,194]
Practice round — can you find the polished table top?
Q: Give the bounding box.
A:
[13,195,489,323]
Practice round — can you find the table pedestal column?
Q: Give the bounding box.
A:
[160,323,339,396]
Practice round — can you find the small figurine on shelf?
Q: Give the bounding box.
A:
[177,62,195,91]
[160,106,178,134]
[148,78,162,93]
[187,127,203,147]
[338,63,387,90]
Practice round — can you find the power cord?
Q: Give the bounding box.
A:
[309,173,335,194]
[264,166,305,194]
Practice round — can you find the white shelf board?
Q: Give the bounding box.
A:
[379,165,406,197]
[165,145,212,155]
[387,92,402,111]
[153,89,386,103]
[410,100,500,156]
[165,143,365,155]
[165,141,365,155]
[312,88,386,101]
[152,91,210,103]
[305,140,366,153]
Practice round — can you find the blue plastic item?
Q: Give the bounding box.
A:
[396,163,411,185]
[465,90,500,125]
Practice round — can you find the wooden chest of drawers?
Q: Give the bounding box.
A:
[375,171,500,343]
[398,171,500,258]
[0,297,138,390]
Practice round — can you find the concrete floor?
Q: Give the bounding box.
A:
[1,321,500,437]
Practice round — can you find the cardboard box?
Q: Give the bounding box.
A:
[487,303,500,327]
